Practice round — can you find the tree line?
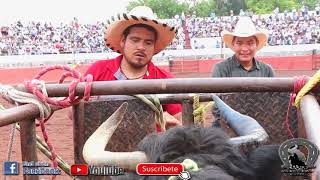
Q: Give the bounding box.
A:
[127,0,319,18]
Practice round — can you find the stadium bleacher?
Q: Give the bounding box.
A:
[0,9,319,56]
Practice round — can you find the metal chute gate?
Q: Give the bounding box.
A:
[0,77,319,180]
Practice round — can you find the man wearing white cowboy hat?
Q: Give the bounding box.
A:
[212,16,275,77]
[84,6,182,131]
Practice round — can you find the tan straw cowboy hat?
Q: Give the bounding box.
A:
[222,16,268,52]
[104,6,177,54]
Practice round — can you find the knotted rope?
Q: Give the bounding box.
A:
[286,70,320,138]
[24,65,92,179]
[0,83,54,178]
[24,65,93,107]
[1,65,93,180]
[193,94,214,126]
[0,82,51,119]
[295,70,320,109]
[134,95,165,131]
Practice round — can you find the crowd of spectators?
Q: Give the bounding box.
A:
[0,19,108,56]
[1,4,320,55]
[185,5,320,48]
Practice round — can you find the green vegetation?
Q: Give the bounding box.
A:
[127,0,189,19]
[127,0,319,18]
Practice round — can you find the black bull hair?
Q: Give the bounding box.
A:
[114,126,282,180]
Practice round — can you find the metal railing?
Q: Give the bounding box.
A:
[0,77,319,179]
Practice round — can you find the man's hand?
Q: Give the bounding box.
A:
[163,112,182,129]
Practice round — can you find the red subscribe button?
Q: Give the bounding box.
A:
[136,163,183,175]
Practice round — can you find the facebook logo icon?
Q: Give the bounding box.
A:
[3,162,19,175]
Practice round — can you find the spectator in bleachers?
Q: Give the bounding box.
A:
[212,16,275,77]
[316,4,320,16]
[0,6,320,56]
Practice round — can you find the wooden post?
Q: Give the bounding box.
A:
[300,95,320,180]
[182,100,194,126]
[20,118,39,180]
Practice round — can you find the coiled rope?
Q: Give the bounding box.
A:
[193,94,214,127]
[295,70,320,109]
[1,65,93,180]
[286,70,320,138]
[134,95,166,131]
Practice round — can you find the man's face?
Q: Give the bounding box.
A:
[232,36,258,62]
[120,27,156,68]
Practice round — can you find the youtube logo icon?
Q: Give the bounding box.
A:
[71,164,88,176]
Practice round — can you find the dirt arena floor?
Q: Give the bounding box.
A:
[0,69,318,180]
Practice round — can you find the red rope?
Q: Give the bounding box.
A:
[285,75,308,138]
[24,65,93,179]
[25,65,93,107]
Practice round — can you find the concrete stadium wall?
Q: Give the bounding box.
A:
[0,44,319,84]
[0,44,319,68]
[170,54,319,74]
[0,65,170,84]
[0,54,319,85]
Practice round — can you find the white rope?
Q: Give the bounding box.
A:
[0,80,51,119]
[0,81,53,180]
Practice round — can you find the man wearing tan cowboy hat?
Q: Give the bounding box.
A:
[84,6,182,131]
[212,16,275,77]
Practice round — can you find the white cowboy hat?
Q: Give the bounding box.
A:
[222,16,268,52]
[104,6,177,54]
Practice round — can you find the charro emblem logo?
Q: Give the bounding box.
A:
[279,138,319,176]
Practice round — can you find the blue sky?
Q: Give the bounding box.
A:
[1,0,130,25]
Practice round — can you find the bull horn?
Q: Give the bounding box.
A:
[211,94,269,145]
[82,102,148,170]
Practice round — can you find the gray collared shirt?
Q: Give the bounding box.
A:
[212,55,275,77]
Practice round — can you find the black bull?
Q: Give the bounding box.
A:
[83,95,283,180]
[114,126,282,180]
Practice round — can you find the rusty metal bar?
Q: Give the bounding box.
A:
[300,94,320,180]
[97,94,216,104]
[20,118,39,180]
[0,104,61,127]
[157,93,215,104]
[0,93,218,127]
[182,100,194,126]
[2,90,320,127]
[16,78,320,97]
[0,104,39,127]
